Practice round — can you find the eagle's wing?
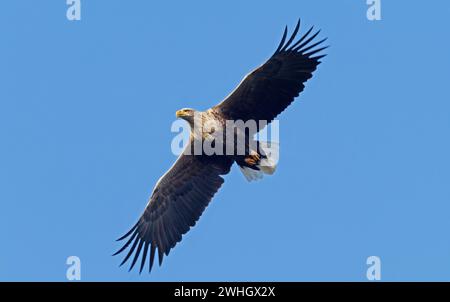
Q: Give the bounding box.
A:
[213,19,327,127]
[114,149,233,273]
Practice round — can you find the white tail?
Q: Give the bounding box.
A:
[258,141,279,175]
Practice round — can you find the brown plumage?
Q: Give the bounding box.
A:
[114,19,327,273]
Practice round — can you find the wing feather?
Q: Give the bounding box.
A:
[214,19,328,127]
[115,148,233,273]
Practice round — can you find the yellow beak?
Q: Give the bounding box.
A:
[176,110,183,118]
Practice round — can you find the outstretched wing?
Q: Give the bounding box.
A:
[214,19,327,127]
[114,151,233,273]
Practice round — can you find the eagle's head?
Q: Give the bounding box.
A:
[176,108,196,125]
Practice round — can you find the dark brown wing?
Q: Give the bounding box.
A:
[213,19,327,127]
[114,150,233,273]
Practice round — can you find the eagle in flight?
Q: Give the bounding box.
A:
[114,19,327,273]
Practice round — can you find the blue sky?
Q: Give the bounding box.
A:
[1,0,450,281]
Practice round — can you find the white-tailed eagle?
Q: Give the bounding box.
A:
[114,19,327,273]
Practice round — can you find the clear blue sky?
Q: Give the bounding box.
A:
[1,0,449,281]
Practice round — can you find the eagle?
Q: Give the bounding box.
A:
[114,19,327,273]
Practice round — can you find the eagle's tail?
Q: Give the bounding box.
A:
[258,141,279,174]
[239,141,279,182]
